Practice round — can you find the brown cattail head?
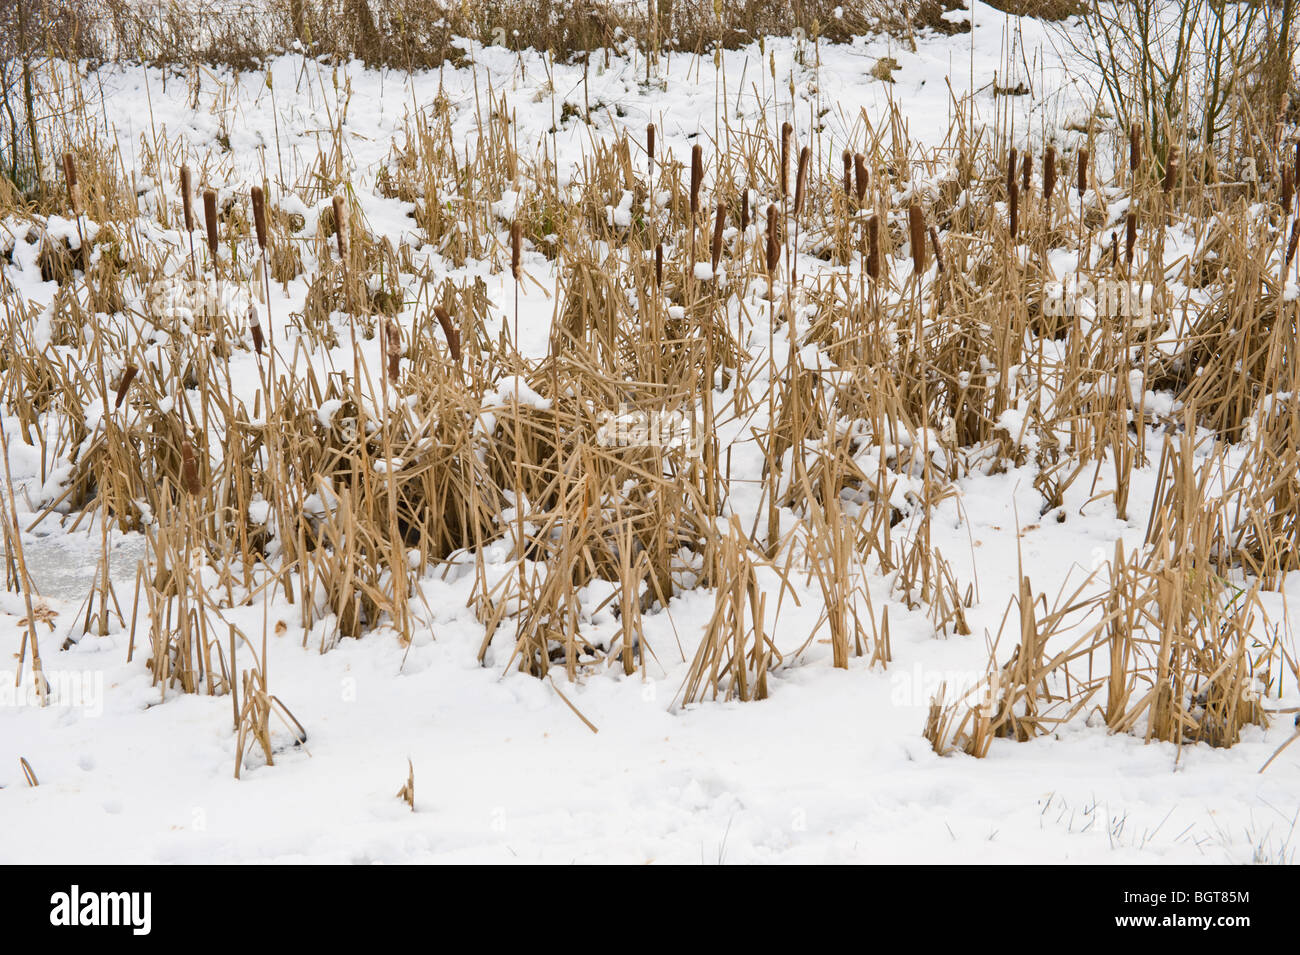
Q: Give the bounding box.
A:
[711,203,726,274]
[250,186,268,250]
[385,318,402,380]
[433,304,462,362]
[794,146,810,217]
[690,143,704,216]
[780,122,792,197]
[1125,210,1137,267]
[1022,152,1032,194]
[1044,145,1057,200]
[740,189,750,231]
[113,364,138,410]
[1162,147,1179,194]
[1281,165,1293,215]
[1286,219,1299,267]
[181,439,201,496]
[1077,147,1088,197]
[842,150,852,197]
[62,152,82,216]
[655,242,663,287]
[866,214,880,280]
[203,189,219,259]
[765,203,779,274]
[1006,147,1017,198]
[1008,181,1019,240]
[908,203,926,273]
[332,195,349,260]
[248,304,264,354]
[853,153,868,203]
[510,221,522,279]
[1129,123,1142,174]
[928,225,944,273]
[180,165,194,232]
[646,123,656,169]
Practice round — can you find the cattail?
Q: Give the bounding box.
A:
[793,146,810,217]
[929,226,945,273]
[655,242,663,287]
[510,221,522,279]
[113,364,138,410]
[433,304,461,362]
[1109,231,1118,268]
[1281,165,1293,215]
[1286,219,1299,267]
[842,150,852,197]
[203,189,219,258]
[711,203,726,275]
[1162,147,1178,194]
[1044,145,1057,200]
[248,304,264,354]
[690,143,704,216]
[1077,147,1088,198]
[740,189,750,231]
[1022,152,1032,194]
[1129,123,1141,175]
[908,203,926,273]
[765,204,779,274]
[180,165,194,232]
[646,123,656,171]
[385,318,402,380]
[62,152,81,216]
[1006,147,1017,198]
[181,439,201,496]
[853,153,868,203]
[866,214,880,280]
[332,195,349,259]
[1125,210,1137,268]
[780,122,792,198]
[1008,181,1019,239]
[250,186,268,250]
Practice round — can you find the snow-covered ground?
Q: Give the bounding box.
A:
[2,2,1298,863]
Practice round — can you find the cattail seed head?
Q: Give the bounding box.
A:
[740,189,750,231]
[793,146,810,217]
[908,203,926,273]
[1077,147,1088,197]
[114,364,138,410]
[711,203,726,275]
[332,195,349,260]
[248,304,264,354]
[203,189,219,259]
[1286,219,1299,267]
[385,318,402,380]
[853,153,868,203]
[646,123,656,168]
[866,214,880,280]
[780,122,792,198]
[655,242,663,288]
[510,221,522,279]
[181,439,201,496]
[765,203,779,274]
[1125,210,1137,267]
[433,304,461,362]
[1044,145,1056,200]
[928,225,944,273]
[1130,123,1142,174]
[250,186,268,250]
[180,165,194,232]
[1008,181,1019,240]
[842,150,852,198]
[1006,147,1017,199]
[1162,147,1179,194]
[1022,152,1032,194]
[62,152,82,216]
[1281,165,1293,215]
[690,144,704,216]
